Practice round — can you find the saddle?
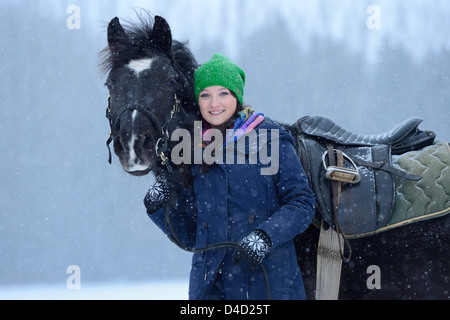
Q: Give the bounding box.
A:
[295,116,436,241]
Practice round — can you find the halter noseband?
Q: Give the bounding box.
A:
[105,94,182,173]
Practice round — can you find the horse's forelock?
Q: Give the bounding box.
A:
[100,13,197,80]
[100,12,156,74]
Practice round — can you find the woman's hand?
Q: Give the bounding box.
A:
[144,175,170,214]
[232,229,272,270]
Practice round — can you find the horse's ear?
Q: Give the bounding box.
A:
[150,16,173,55]
[108,17,129,49]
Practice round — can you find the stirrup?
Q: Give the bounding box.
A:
[322,150,361,184]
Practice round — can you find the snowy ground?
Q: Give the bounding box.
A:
[0,280,189,300]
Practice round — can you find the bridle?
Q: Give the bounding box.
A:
[105,93,183,173]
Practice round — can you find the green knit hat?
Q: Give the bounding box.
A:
[194,53,246,106]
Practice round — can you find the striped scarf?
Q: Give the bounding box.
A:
[202,107,265,147]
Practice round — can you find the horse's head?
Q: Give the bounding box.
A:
[101,14,198,176]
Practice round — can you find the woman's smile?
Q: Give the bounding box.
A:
[209,110,225,116]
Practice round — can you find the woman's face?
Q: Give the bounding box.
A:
[198,86,237,128]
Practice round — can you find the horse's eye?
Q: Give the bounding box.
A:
[105,81,113,91]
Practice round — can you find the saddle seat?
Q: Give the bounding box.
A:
[295,116,436,239]
[297,116,435,154]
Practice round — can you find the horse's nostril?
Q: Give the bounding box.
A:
[114,133,133,154]
[113,137,124,153]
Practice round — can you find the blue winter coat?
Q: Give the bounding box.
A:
[148,118,315,300]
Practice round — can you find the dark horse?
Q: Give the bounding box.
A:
[100,13,449,300]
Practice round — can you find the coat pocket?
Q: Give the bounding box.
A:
[189,253,206,299]
[254,175,277,221]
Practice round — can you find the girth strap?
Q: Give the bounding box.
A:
[315,145,353,300]
[315,220,344,300]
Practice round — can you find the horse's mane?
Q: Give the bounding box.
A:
[99,12,198,79]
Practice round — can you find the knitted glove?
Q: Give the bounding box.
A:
[232,229,272,271]
[144,175,170,214]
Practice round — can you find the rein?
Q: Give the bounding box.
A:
[163,202,272,300]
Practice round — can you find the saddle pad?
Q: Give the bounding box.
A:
[347,141,450,238]
[389,141,450,225]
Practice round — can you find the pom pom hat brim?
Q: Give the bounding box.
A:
[194,53,246,106]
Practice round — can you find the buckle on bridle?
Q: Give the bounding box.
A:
[155,138,164,156]
[159,151,170,166]
[155,136,171,170]
[322,150,361,184]
[170,94,181,119]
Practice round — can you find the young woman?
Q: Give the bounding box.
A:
[144,53,315,300]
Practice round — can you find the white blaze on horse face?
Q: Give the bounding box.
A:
[131,109,138,122]
[127,110,149,172]
[123,59,154,172]
[127,58,154,76]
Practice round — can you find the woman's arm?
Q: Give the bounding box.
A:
[257,134,315,248]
